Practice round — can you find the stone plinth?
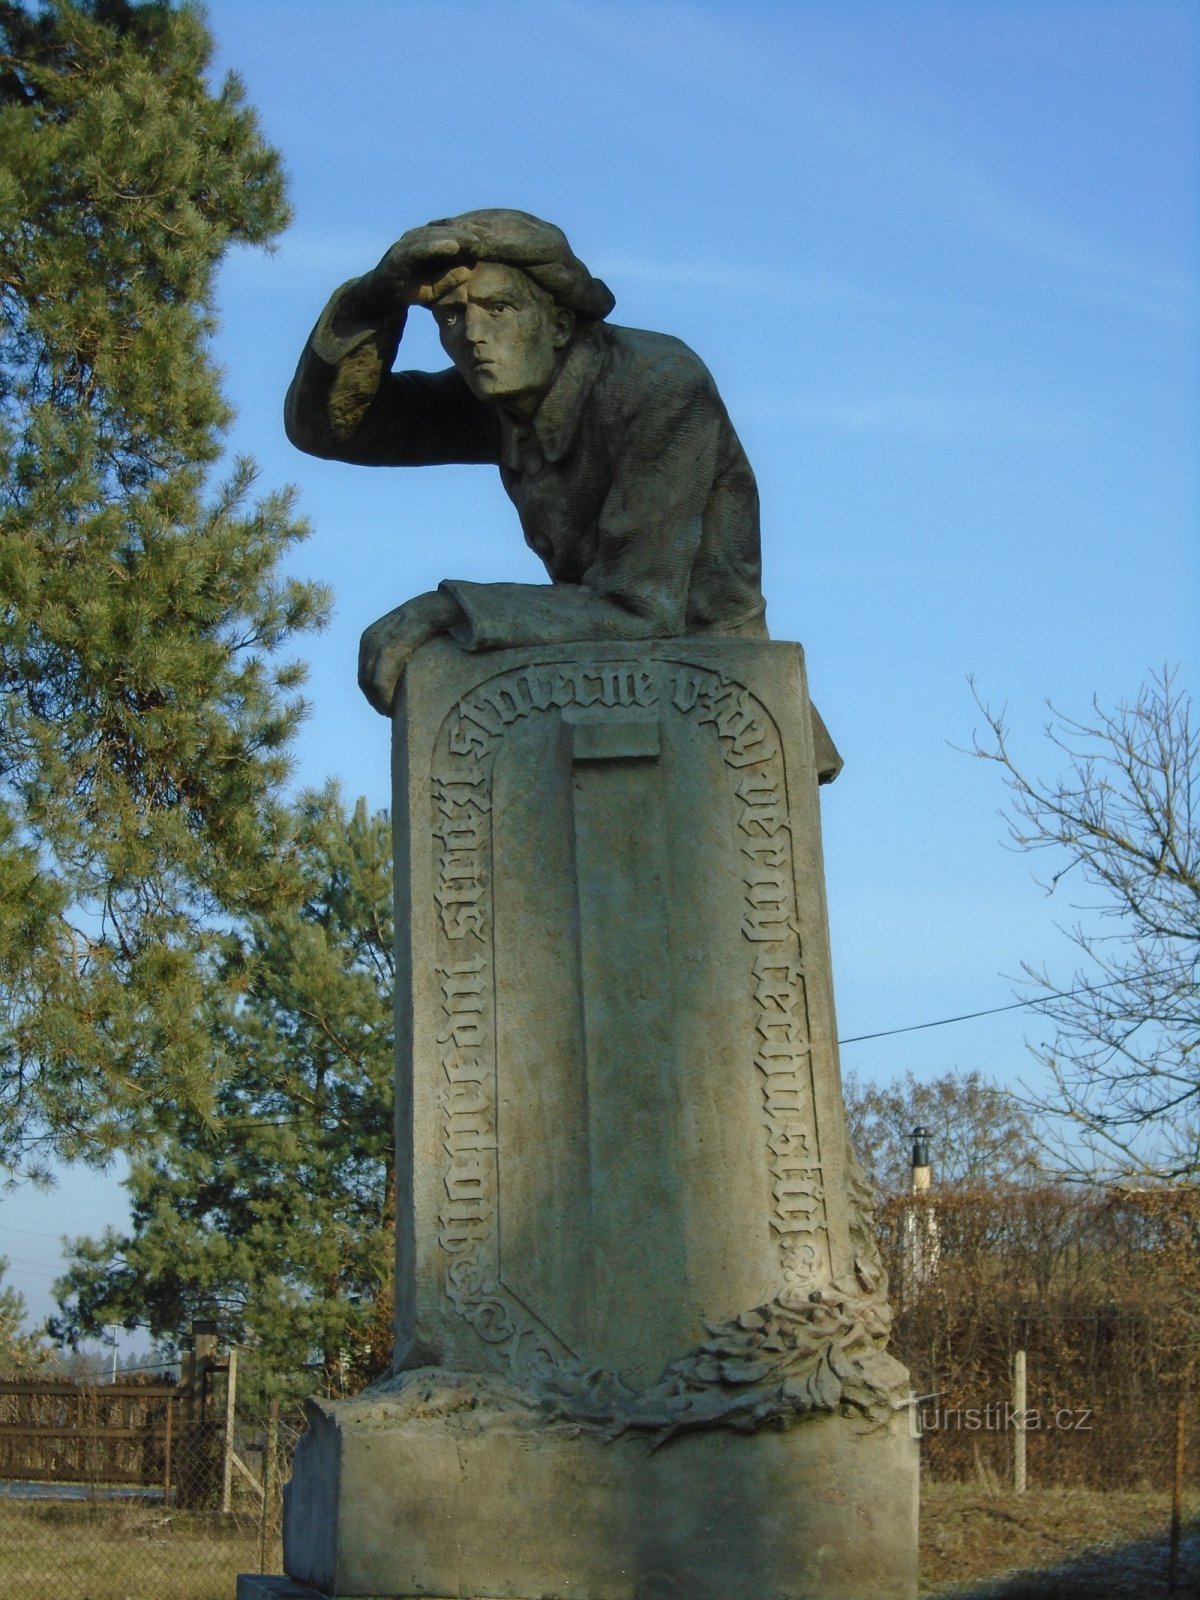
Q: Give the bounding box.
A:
[281,1376,917,1599]
[278,636,917,1599]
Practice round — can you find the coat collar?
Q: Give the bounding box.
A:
[496,325,607,470]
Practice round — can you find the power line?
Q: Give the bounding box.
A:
[1,1260,61,1280]
[838,977,1133,1046]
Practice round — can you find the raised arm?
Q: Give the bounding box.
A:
[284,224,498,466]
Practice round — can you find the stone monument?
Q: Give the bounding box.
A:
[242,210,918,1600]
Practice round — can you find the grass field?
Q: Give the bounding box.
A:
[0,1498,279,1600]
[920,1483,1199,1598]
[0,1485,1195,1598]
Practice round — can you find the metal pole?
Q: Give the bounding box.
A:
[1013,1350,1027,1494]
[221,1346,238,1514]
[1168,1394,1185,1594]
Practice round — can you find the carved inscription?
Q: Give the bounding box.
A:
[436,957,493,1257]
[430,656,834,1361]
[433,662,661,1372]
[448,662,657,759]
[432,770,489,940]
[669,667,831,1291]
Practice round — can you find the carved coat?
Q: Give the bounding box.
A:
[285,291,765,641]
[285,286,841,779]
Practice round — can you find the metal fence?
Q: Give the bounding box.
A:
[0,1373,1193,1598]
[0,1377,302,1600]
[912,1377,1191,1496]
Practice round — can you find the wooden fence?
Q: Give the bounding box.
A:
[0,1377,179,1489]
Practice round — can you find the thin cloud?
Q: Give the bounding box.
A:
[217,230,386,290]
[550,1,1197,330]
[745,392,1080,442]
[594,254,847,302]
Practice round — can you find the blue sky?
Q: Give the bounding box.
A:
[3,0,1196,1340]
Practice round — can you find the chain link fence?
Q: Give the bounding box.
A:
[912,1381,1192,1494]
[0,1376,304,1600]
[0,1376,1194,1597]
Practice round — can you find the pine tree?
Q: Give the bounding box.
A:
[0,1,329,1174]
[0,1256,56,1370]
[52,789,396,1394]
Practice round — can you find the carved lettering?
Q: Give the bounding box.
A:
[748,939,827,1255]
[438,1220,488,1256]
[763,1081,806,1116]
[753,956,804,1012]
[671,672,702,713]
[755,1043,806,1076]
[735,771,787,836]
[772,1174,824,1222]
[433,771,489,941]
[445,1083,488,1116]
[448,719,492,758]
[477,677,537,725]
[445,1153,490,1197]
[456,699,506,738]
[440,1049,487,1085]
[756,1015,801,1046]
[432,657,830,1346]
[669,669,828,1271]
[767,1123,812,1163]
[438,958,485,1002]
[521,671,557,712]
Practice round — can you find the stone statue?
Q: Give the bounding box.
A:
[284,207,842,782]
[251,210,917,1600]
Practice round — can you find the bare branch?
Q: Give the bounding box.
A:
[970,670,1199,1182]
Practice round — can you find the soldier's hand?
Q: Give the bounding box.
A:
[358,589,461,715]
[365,224,475,312]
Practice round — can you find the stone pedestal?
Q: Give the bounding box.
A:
[274,1377,916,1599]
[268,637,918,1599]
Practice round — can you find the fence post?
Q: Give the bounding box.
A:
[191,1319,218,1420]
[1168,1393,1185,1594]
[1013,1350,1027,1494]
[220,1345,239,1514]
[162,1395,173,1503]
[259,1396,280,1573]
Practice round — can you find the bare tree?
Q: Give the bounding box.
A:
[971,669,1199,1182]
[844,1068,1044,1198]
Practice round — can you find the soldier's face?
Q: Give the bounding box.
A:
[431,264,573,412]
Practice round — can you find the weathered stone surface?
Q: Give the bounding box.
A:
[237,1578,325,1600]
[277,207,915,1600]
[391,637,894,1397]
[284,1373,917,1599]
[275,635,917,1599]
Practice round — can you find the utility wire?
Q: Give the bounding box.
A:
[838,976,1135,1046]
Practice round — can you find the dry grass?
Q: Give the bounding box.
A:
[0,1498,278,1600]
[919,1483,1200,1598]
[0,1484,1196,1597]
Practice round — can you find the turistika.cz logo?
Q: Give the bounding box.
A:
[914,1398,1094,1434]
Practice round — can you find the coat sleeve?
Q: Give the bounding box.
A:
[283,278,499,466]
[438,579,680,651]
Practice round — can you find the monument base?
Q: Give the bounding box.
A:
[238,1581,324,1600]
[273,1372,918,1599]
